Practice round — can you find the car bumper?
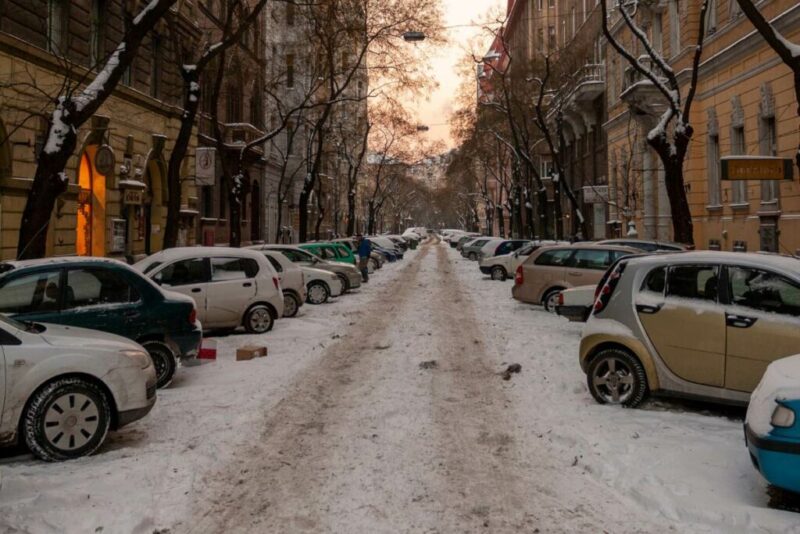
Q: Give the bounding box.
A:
[556,305,591,322]
[347,272,362,289]
[479,266,492,275]
[330,278,344,297]
[117,395,156,428]
[171,328,203,360]
[106,364,157,429]
[745,424,800,493]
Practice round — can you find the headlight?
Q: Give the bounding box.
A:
[771,403,796,428]
[121,349,152,369]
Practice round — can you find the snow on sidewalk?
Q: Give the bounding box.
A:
[0,251,418,534]
[446,244,799,533]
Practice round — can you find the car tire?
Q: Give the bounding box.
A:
[307,281,330,305]
[283,293,300,318]
[468,252,477,261]
[337,273,351,293]
[491,266,507,281]
[23,377,111,462]
[542,288,562,313]
[244,304,275,334]
[142,340,177,389]
[586,348,648,408]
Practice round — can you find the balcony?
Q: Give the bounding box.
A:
[221,123,266,153]
[570,64,605,103]
[620,56,670,117]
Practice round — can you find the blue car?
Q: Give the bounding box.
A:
[372,245,399,262]
[745,354,800,494]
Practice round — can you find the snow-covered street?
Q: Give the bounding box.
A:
[1,239,798,533]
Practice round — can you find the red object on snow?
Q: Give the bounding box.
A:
[198,339,217,360]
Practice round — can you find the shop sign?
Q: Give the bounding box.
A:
[95,145,116,176]
[721,157,793,181]
[196,148,216,186]
[110,219,126,253]
[123,189,144,206]
[582,185,608,204]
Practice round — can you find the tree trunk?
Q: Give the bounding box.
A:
[228,172,243,247]
[346,191,356,236]
[164,69,200,249]
[663,158,694,245]
[367,202,376,235]
[496,205,505,237]
[274,195,284,243]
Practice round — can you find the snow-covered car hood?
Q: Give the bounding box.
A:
[479,252,513,267]
[746,354,800,436]
[301,266,339,281]
[38,323,143,352]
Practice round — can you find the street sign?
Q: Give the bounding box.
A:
[720,157,794,181]
[94,145,116,176]
[196,148,216,186]
[123,189,144,206]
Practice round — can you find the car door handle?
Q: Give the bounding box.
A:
[243,282,252,287]
[636,303,662,314]
[191,288,202,293]
[726,314,757,329]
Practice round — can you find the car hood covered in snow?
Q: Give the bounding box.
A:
[746,354,800,436]
[38,322,143,352]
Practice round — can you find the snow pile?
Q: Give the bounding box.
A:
[747,354,800,437]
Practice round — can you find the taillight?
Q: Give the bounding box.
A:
[558,292,564,306]
[515,265,524,285]
[593,264,626,314]
[188,308,197,325]
[273,277,280,290]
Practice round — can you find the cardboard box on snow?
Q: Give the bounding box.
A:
[236,345,268,361]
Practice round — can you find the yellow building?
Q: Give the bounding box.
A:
[605,0,800,253]
[0,0,199,261]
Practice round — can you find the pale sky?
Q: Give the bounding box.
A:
[411,0,504,149]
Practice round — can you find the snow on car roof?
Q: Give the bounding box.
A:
[1,256,130,271]
[626,250,800,274]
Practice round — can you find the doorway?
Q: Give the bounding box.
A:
[76,148,106,256]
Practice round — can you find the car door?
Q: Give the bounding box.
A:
[723,266,800,392]
[60,266,143,337]
[0,268,64,324]
[205,256,259,327]
[523,248,573,302]
[636,264,726,387]
[152,257,210,322]
[564,249,614,288]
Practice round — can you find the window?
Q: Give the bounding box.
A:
[250,89,264,128]
[730,0,742,19]
[535,249,573,267]
[705,0,717,35]
[642,267,666,294]
[219,178,227,218]
[0,271,62,314]
[286,121,295,155]
[666,265,719,302]
[89,0,106,65]
[318,247,338,260]
[571,7,576,39]
[548,0,555,7]
[761,116,779,203]
[652,12,663,53]
[731,125,747,204]
[150,34,162,98]
[64,268,138,308]
[156,258,208,287]
[286,1,295,25]
[286,54,295,88]
[537,28,544,52]
[265,255,283,272]
[567,249,612,270]
[708,134,721,206]
[548,26,556,51]
[202,185,214,217]
[537,0,543,10]
[210,257,259,281]
[728,267,800,317]
[47,0,68,54]
[668,0,680,57]
[279,249,315,263]
[226,83,243,123]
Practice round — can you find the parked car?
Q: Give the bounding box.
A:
[300,242,357,265]
[252,245,357,297]
[745,354,800,495]
[482,239,532,261]
[555,285,596,322]
[479,240,566,281]
[260,251,307,318]
[0,257,201,388]
[0,314,157,461]
[333,238,384,271]
[580,252,800,408]
[254,247,342,305]
[513,244,637,311]
[135,247,284,336]
[596,239,688,252]
[369,236,404,259]
[462,238,502,261]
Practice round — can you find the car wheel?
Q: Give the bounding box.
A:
[142,340,177,389]
[307,281,330,305]
[587,349,648,408]
[542,288,562,313]
[491,266,507,281]
[468,252,477,261]
[337,273,351,293]
[23,377,111,461]
[283,293,300,318]
[244,304,274,334]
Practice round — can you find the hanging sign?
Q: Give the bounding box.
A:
[95,145,116,176]
[721,157,794,181]
[196,148,216,186]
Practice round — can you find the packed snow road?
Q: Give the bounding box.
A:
[1,239,798,533]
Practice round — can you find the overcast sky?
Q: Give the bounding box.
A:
[410,0,504,149]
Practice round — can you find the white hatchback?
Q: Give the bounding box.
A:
[0,314,157,461]
[135,247,284,334]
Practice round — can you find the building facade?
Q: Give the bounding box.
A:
[0,0,200,261]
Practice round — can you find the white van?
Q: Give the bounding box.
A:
[135,247,284,333]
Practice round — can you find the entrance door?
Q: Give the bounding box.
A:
[724,266,800,392]
[637,264,726,387]
[76,151,106,256]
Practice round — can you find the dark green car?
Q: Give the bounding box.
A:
[300,243,357,265]
[0,258,202,388]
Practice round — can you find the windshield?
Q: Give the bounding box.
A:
[0,313,26,331]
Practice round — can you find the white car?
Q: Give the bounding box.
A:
[250,246,345,304]
[260,251,307,318]
[554,284,596,322]
[479,241,566,280]
[0,314,156,461]
[134,247,284,334]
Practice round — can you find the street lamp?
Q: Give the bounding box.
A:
[402,31,426,42]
